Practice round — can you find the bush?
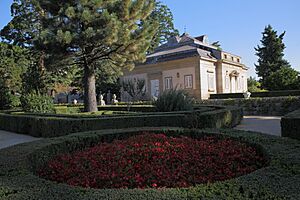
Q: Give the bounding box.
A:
[154,89,194,112]
[21,93,54,114]
[0,80,20,110]
[54,106,81,114]
[0,128,299,199]
[0,106,242,137]
[210,90,300,99]
[281,109,300,140]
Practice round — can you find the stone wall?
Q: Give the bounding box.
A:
[198,96,300,116]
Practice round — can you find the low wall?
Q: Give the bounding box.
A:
[198,96,300,116]
[0,106,243,138]
[281,109,300,140]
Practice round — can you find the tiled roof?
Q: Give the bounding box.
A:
[144,45,216,65]
[142,33,221,64]
[147,45,196,58]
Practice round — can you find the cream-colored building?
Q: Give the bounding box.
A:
[121,33,248,100]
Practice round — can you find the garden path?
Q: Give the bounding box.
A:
[234,116,281,136]
[0,130,40,150]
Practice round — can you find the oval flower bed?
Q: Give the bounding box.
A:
[38,133,267,189]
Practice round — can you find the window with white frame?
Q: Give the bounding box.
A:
[164,77,173,90]
[207,72,215,92]
[184,75,193,89]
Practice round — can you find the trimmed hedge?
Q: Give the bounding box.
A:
[199,96,300,116]
[281,109,300,140]
[210,90,300,99]
[0,106,242,138]
[0,128,299,199]
[54,105,157,113]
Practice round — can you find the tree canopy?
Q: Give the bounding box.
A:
[35,0,158,111]
[0,42,30,108]
[255,25,299,90]
[148,1,179,52]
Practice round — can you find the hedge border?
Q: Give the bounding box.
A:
[281,109,300,140]
[210,90,300,99]
[0,128,299,200]
[0,106,242,138]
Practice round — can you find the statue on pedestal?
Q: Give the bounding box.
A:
[100,95,106,106]
[112,94,118,105]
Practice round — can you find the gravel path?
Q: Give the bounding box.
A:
[0,130,40,150]
[235,116,282,136]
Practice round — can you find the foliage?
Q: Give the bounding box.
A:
[0,42,29,93]
[39,133,267,189]
[247,76,266,93]
[199,96,300,116]
[0,0,42,47]
[155,89,194,112]
[255,25,299,90]
[282,108,300,140]
[122,79,147,102]
[148,1,179,52]
[0,42,30,109]
[21,92,54,113]
[36,0,158,112]
[0,79,15,110]
[0,128,299,199]
[1,2,79,95]
[0,106,242,137]
[1,0,52,94]
[265,66,299,90]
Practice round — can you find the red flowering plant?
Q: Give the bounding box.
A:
[38,133,268,189]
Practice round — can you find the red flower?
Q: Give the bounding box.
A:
[38,133,268,189]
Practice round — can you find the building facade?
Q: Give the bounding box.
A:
[121,33,248,100]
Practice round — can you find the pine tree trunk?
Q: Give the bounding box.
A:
[84,66,98,112]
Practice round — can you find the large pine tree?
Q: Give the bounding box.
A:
[255,25,290,90]
[148,1,179,52]
[36,0,157,112]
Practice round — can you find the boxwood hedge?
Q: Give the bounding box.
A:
[0,106,242,138]
[0,128,299,200]
[281,109,300,140]
[54,105,157,114]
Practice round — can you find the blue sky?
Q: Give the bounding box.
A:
[1,0,300,77]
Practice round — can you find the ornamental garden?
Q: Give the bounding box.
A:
[0,91,300,199]
[0,1,300,200]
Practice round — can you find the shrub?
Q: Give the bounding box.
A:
[0,128,299,199]
[0,80,20,110]
[154,89,193,112]
[21,92,54,113]
[0,106,242,137]
[54,106,81,114]
[281,109,300,140]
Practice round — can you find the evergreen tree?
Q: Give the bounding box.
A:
[1,0,78,95]
[37,0,158,112]
[1,0,52,94]
[0,42,30,108]
[255,25,290,90]
[265,66,299,90]
[148,1,179,52]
